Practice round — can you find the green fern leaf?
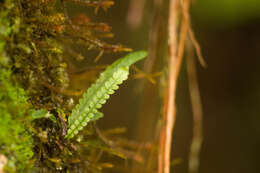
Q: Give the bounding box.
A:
[66,51,147,139]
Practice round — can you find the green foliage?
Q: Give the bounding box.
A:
[0,70,34,173]
[1,0,146,172]
[29,109,57,123]
[0,0,19,67]
[66,51,147,139]
[0,1,35,172]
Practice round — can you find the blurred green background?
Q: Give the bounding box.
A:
[67,0,260,172]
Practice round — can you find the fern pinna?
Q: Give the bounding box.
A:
[66,51,147,139]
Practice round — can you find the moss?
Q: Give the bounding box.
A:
[0,71,34,173]
[0,0,139,172]
[0,1,34,172]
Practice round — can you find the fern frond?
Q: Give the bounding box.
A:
[66,51,147,139]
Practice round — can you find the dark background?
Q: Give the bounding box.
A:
[68,0,260,172]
